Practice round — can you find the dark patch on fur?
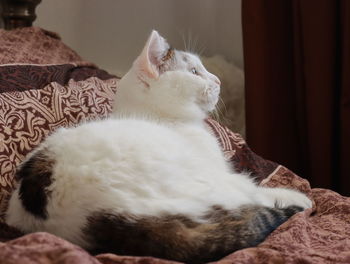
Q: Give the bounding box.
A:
[84,205,303,263]
[161,47,174,62]
[16,149,54,219]
[158,49,178,74]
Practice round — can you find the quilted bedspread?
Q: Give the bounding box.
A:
[1,148,350,264]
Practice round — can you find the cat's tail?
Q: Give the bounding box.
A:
[198,205,303,262]
[85,205,303,263]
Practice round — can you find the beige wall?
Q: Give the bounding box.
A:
[35,0,242,74]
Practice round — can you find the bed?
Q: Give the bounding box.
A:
[1,1,350,263]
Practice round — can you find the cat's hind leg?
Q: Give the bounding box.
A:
[257,187,312,210]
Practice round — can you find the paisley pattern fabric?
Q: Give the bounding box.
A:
[206,118,278,182]
[0,65,118,219]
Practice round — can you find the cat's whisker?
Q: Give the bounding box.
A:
[219,97,228,114]
[180,31,187,51]
[191,34,204,55]
[187,31,194,53]
[217,97,237,129]
[210,106,221,123]
[197,45,206,57]
[211,97,231,125]
[216,107,223,122]
[176,29,190,52]
[215,109,221,122]
[192,34,199,53]
[184,31,202,54]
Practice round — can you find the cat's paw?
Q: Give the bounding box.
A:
[262,187,312,210]
[275,190,312,210]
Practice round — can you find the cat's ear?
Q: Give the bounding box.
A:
[135,30,170,79]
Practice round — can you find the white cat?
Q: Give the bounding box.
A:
[5,30,312,263]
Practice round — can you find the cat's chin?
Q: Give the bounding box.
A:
[200,107,216,117]
[202,99,219,113]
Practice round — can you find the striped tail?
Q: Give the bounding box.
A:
[85,205,303,263]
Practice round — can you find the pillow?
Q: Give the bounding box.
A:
[0,27,82,64]
[0,27,118,219]
[205,118,278,182]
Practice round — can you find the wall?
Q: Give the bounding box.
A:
[35,0,243,74]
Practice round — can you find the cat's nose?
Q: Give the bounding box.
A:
[207,71,221,86]
[214,77,221,86]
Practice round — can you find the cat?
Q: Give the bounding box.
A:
[5,30,312,264]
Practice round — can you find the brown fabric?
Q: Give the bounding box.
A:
[242,0,350,196]
[1,128,350,263]
[0,27,82,64]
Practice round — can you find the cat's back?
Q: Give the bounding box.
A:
[23,117,232,219]
[44,117,228,186]
[49,117,197,160]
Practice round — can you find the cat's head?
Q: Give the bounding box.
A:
[113,30,221,122]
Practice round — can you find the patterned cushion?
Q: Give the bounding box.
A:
[0,28,118,219]
[0,27,82,64]
[206,119,278,182]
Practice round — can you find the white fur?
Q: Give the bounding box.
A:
[5,30,312,249]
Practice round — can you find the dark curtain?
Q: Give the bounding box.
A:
[242,0,350,196]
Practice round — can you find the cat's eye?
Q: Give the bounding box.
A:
[191,68,198,75]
